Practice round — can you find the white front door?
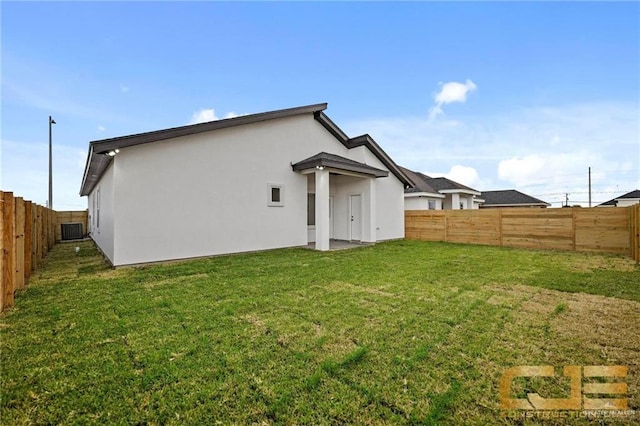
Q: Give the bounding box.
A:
[350,194,362,241]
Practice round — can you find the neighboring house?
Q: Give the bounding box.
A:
[80,103,412,266]
[480,189,550,208]
[597,190,640,207]
[401,167,484,210]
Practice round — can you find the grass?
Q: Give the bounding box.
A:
[1,240,639,424]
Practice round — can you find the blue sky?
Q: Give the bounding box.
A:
[2,1,639,209]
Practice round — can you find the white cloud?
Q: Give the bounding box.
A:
[98,125,106,132]
[446,165,480,188]
[188,109,246,124]
[189,108,219,124]
[426,165,481,188]
[498,155,546,186]
[120,85,130,93]
[345,101,639,206]
[429,79,477,120]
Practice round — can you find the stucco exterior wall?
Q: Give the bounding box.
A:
[88,162,115,264]
[93,113,406,265]
[360,149,405,240]
[617,198,640,207]
[404,196,442,210]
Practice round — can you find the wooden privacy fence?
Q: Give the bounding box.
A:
[406,205,640,262]
[1,191,89,312]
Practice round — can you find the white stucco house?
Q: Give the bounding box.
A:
[597,190,640,207]
[401,167,484,210]
[80,103,412,266]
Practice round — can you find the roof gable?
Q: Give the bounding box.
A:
[292,152,389,178]
[314,113,411,186]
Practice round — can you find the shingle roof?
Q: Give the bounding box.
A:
[400,167,440,194]
[598,189,640,206]
[427,177,480,193]
[480,190,550,207]
[400,166,480,195]
[292,152,389,178]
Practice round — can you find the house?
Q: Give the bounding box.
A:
[479,189,550,208]
[597,189,640,207]
[80,103,412,266]
[401,167,484,210]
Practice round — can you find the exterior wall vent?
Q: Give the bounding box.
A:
[61,223,84,241]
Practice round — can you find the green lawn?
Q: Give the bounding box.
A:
[1,240,639,424]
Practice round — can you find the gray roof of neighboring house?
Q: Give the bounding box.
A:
[80,103,412,196]
[427,177,480,193]
[598,189,640,206]
[400,167,440,194]
[480,190,551,207]
[292,152,389,178]
[400,166,480,195]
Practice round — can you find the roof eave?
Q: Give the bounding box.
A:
[80,103,329,197]
[292,157,389,178]
[346,134,413,187]
[438,189,482,196]
[404,192,445,199]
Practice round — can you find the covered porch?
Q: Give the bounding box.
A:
[292,152,389,251]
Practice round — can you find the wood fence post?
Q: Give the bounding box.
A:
[631,204,640,263]
[0,191,4,310]
[571,207,577,252]
[444,211,448,242]
[49,209,55,250]
[36,206,43,267]
[31,203,38,271]
[14,197,25,290]
[2,192,16,310]
[24,201,32,282]
[497,209,503,246]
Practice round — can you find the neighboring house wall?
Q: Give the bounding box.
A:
[617,198,640,207]
[404,196,442,210]
[441,193,479,210]
[88,113,406,266]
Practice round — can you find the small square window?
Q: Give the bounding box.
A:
[428,200,436,210]
[268,184,284,207]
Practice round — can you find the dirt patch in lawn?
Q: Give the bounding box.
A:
[565,255,638,273]
[552,292,640,363]
[484,283,640,419]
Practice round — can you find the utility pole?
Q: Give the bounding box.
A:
[588,166,592,208]
[48,116,56,209]
[565,193,569,207]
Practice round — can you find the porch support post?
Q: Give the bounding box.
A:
[315,168,330,251]
[451,193,460,210]
[363,178,376,243]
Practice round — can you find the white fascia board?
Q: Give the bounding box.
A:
[405,192,445,199]
[438,189,482,196]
